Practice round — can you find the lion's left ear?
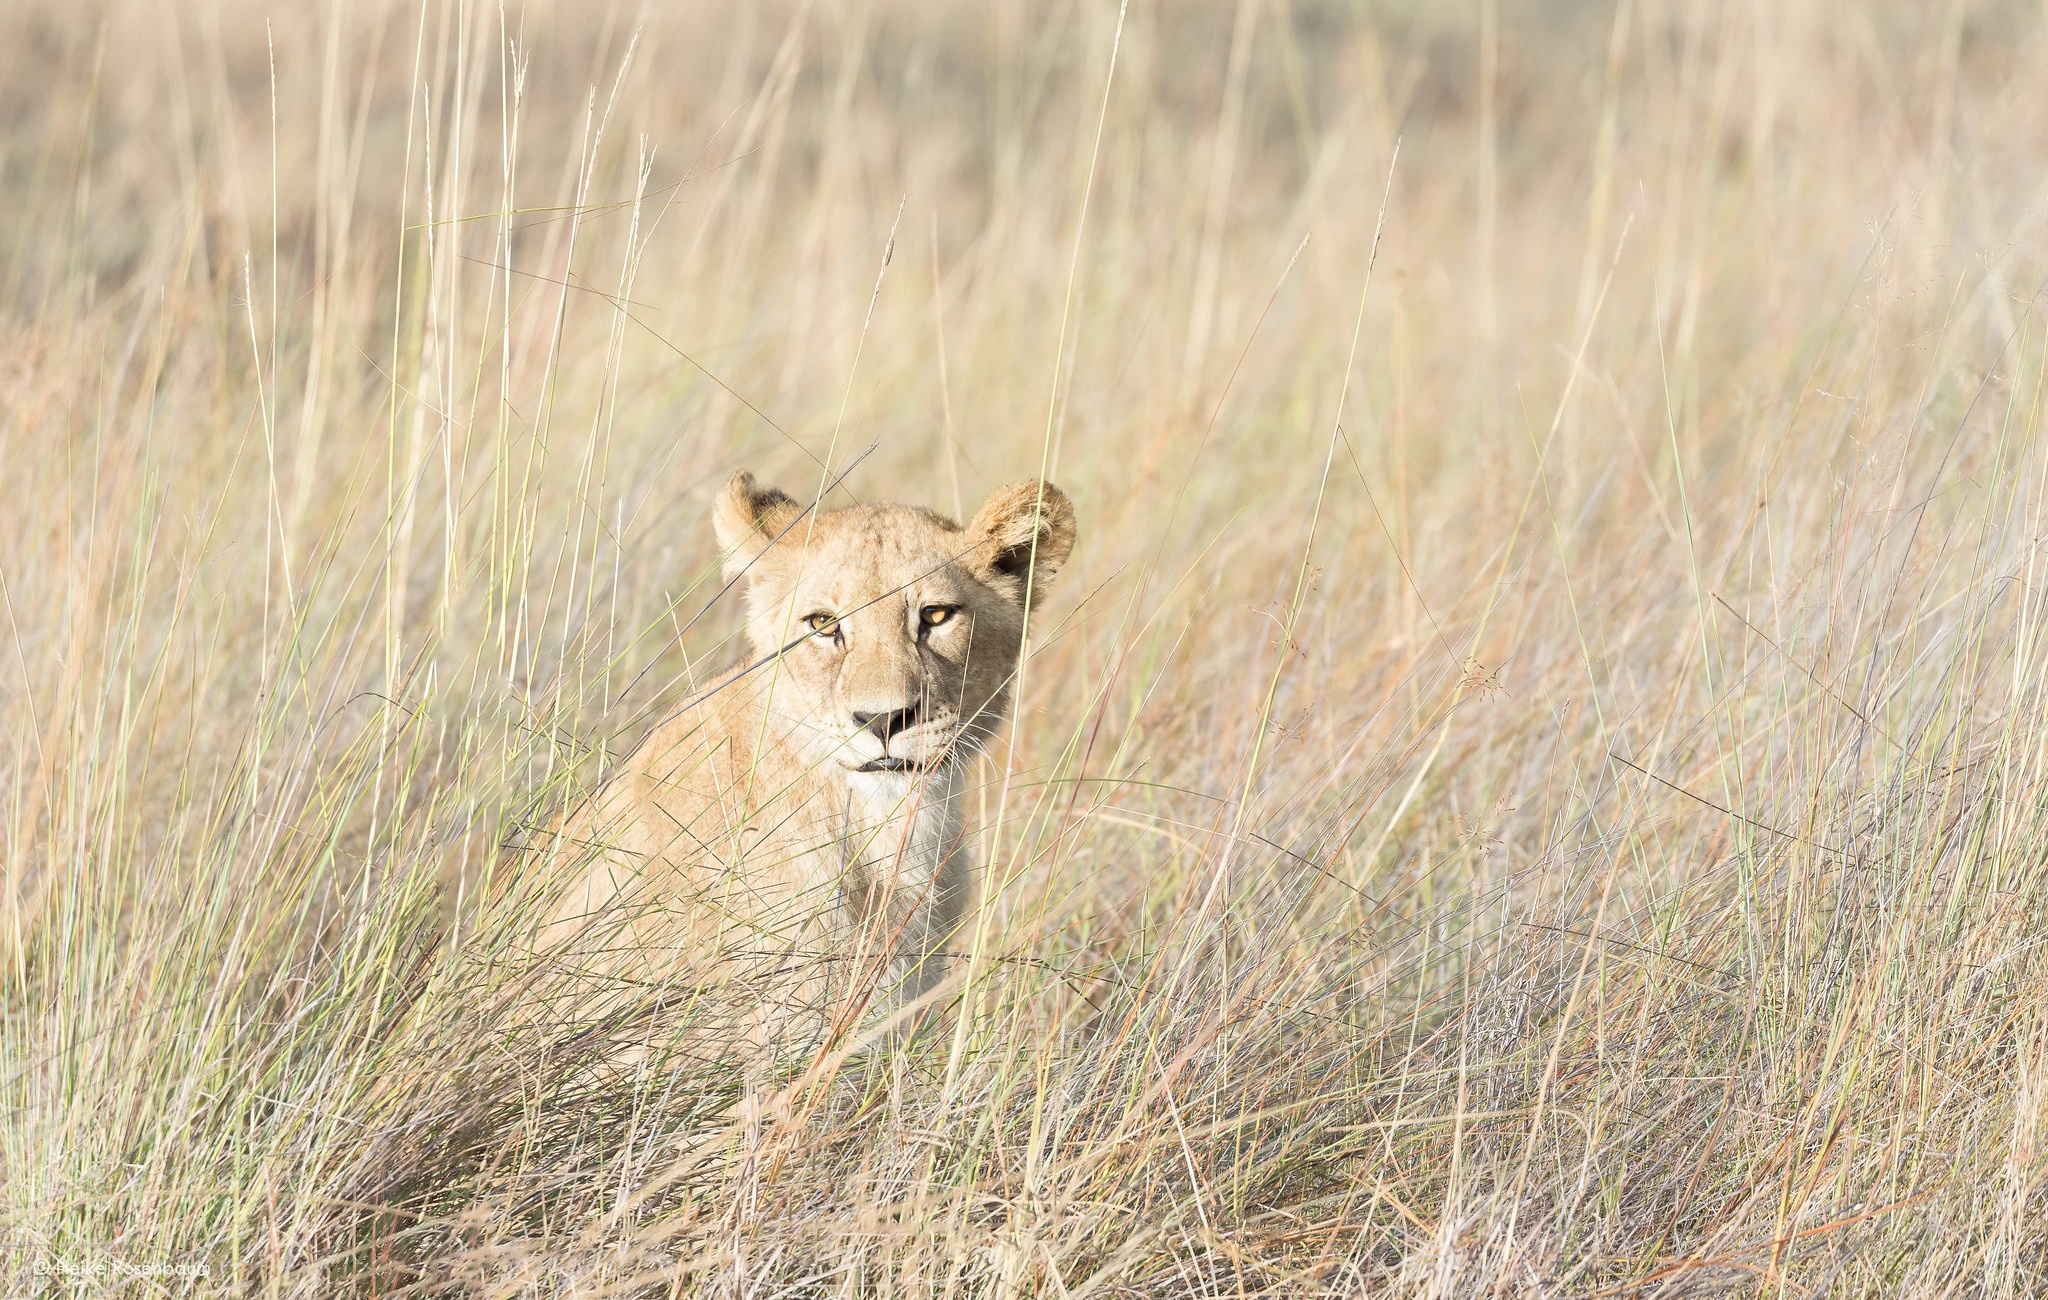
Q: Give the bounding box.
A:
[963,481,1076,596]
[712,471,806,583]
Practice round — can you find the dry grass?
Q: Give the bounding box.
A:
[6,0,2048,1294]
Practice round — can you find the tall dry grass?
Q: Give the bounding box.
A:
[5,0,2048,1293]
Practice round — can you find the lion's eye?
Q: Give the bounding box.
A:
[920,604,958,628]
[804,612,839,637]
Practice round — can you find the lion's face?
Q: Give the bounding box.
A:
[713,473,1076,775]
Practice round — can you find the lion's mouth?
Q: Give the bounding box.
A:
[854,756,925,773]
[851,742,963,774]
[842,723,976,774]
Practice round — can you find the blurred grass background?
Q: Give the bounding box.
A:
[6,0,2048,1293]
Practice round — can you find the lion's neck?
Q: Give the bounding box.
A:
[835,763,967,882]
[824,761,971,1003]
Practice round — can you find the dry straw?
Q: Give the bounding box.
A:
[4,0,2048,1294]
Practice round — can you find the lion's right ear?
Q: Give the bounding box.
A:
[964,480,1076,598]
[712,471,805,583]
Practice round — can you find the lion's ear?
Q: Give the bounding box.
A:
[964,481,1076,598]
[712,471,805,583]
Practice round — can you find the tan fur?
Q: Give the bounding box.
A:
[527,472,1075,1058]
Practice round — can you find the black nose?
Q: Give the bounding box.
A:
[850,705,921,741]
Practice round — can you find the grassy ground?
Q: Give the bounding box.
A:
[6,0,2048,1294]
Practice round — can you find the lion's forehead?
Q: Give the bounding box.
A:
[781,505,978,608]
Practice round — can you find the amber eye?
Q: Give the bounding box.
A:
[804,611,839,637]
[920,604,958,629]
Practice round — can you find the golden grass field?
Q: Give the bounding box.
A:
[7,0,2048,1293]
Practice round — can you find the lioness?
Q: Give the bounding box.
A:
[528,471,1075,1060]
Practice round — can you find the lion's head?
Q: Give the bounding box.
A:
[711,472,1076,775]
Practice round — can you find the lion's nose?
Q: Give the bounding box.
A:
[850,705,921,742]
